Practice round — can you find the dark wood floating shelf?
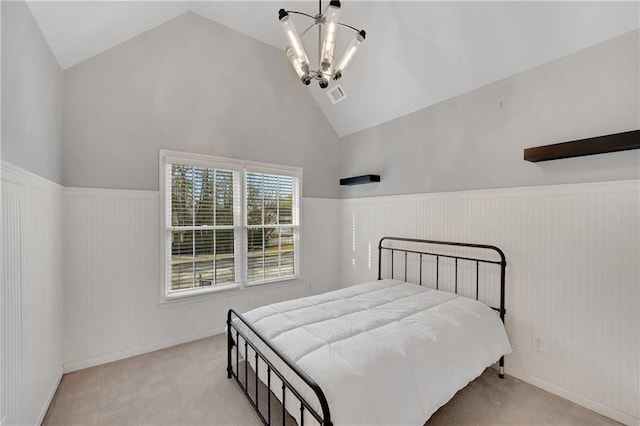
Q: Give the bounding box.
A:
[524,129,640,162]
[340,174,381,186]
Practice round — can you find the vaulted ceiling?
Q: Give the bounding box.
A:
[26,1,640,136]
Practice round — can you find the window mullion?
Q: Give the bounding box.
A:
[277,177,281,276]
[261,174,265,226]
[212,229,217,286]
[191,167,196,289]
[237,170,246,288]
[278,225,282,277]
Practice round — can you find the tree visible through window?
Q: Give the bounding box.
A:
[162,151,301,298]
[170,165,235,290]
[246,173,296,283]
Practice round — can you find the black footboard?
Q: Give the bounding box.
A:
[227,309,332,426]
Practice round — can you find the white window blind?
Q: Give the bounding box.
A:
[246,172,299,284]
[161,150,301,299]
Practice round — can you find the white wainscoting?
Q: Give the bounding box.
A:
[2,164,637,425]
[339,180,639,425]
[62,189,340,372]
[1,162,64,426]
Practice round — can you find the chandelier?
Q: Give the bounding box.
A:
[278,0,366,89]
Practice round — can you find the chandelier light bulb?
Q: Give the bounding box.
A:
[279,9,310,69]
[286,47,311,85]
[333,30,365,80]
[320,1,341,75]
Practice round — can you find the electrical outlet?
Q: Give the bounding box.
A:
[532,334,545,353]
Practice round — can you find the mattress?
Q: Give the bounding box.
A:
[236,278,512,425]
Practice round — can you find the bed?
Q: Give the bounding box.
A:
[227,237,511,426]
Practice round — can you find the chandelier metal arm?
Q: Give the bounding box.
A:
[283,10,316,20]
[282,10,363,35]
[336,22,362,33]
[299,22,319,38]
[284,13,362,36]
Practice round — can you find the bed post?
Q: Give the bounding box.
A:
[498,249,507,379]
[377,238,384,280]
[227,309,234,379]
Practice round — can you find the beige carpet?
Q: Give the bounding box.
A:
[44,334,619,425]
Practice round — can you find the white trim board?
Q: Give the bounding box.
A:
[1,161,63,192]
[341,179,639,203]
[64,186,159,199]
[506,367,639,426]
[63,328,224,374]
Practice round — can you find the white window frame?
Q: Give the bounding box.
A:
[159,150,302,301]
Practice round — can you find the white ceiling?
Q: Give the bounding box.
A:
[27,1,640,137]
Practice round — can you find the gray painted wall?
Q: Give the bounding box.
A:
[339,30,640,198]
[0,1,2,170]
[1,1,63,184]
[63,12,341,198]
[0,0,2,173]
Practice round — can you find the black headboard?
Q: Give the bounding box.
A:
[377,236,506,322]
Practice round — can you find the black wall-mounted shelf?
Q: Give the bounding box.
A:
[340,174,381,186]
[524,129,640,162]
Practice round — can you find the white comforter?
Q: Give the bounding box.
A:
[239,279,512,426]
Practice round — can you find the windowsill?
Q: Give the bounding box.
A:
[162,283,241,303]
[245,275,300,288]
[158,277,302,307]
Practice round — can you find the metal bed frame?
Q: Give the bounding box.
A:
[227,236,507,426]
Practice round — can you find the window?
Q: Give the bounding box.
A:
[168,165,237,291]
[246,172,297,283]
[161,151,301,299]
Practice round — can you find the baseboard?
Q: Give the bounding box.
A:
[63,327,226,373]
[36,366,63,426]
[506,366,639,426]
